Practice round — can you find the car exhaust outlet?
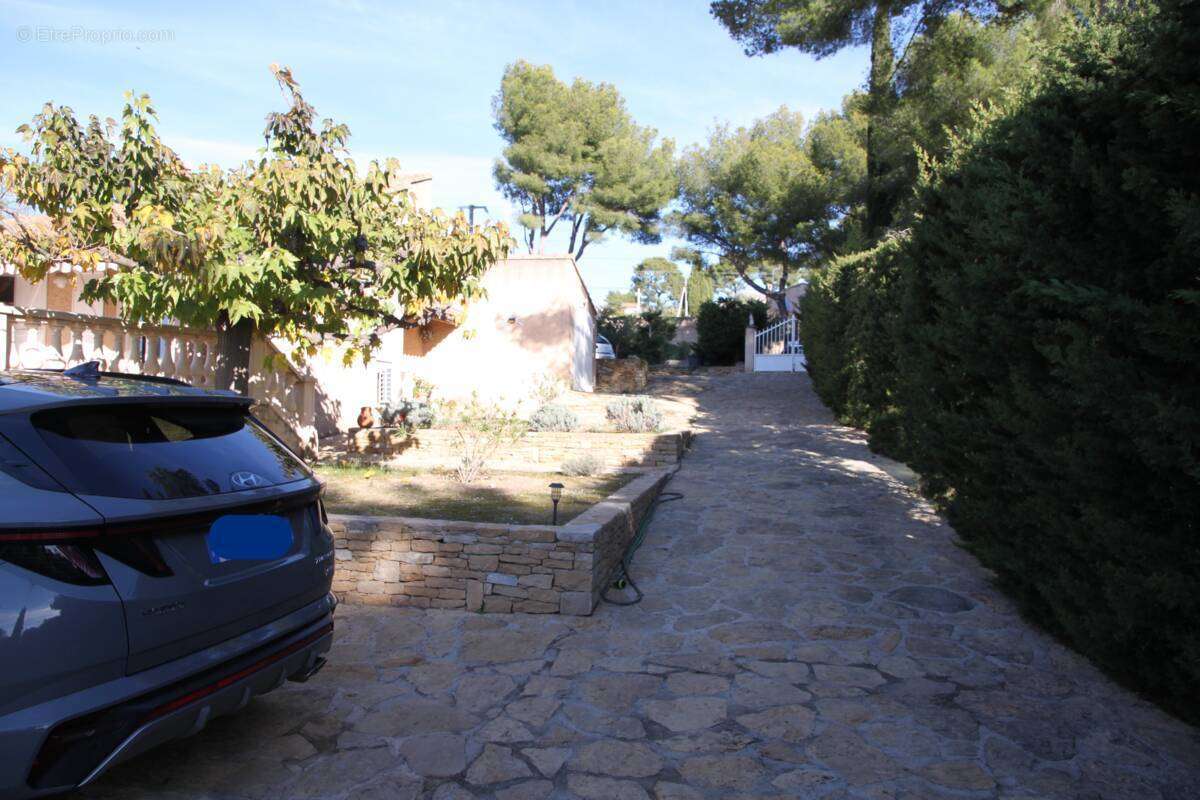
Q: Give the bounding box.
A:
[289,655,327,683]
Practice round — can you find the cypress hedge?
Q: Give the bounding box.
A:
[800,1,1200,718]
[695,297,768,365]
[800,235,908,457]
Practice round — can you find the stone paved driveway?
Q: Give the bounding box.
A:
[82,372,1200,799]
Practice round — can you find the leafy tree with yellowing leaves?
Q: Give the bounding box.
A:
[0,65,510,392]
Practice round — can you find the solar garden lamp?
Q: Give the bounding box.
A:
[549,482,564,525]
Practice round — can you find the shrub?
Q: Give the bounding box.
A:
[668,341,694,362]
[528,403,579,432]
[902,4,1200,715]
[799,235,908,457]
[531,373,565,405]
[562,453,604,476]
[375,402,406,427]
[694,297,768,365]
[606,396,663,433]
[800,2,1200,719]
[411,377,436,402]
[445,394,527,483]
[376,400,439,429]
[405,401,439,429]
[597,309,678,364]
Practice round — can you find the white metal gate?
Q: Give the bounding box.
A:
[753,316,806,372]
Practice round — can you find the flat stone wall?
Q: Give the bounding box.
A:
[330,469,672,615]
[346,428,690,471]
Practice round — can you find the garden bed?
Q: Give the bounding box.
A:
[317,465,635,525]
[329,468,673,615]
[342,427,692,471]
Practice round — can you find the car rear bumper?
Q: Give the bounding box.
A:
[0,592,336,799]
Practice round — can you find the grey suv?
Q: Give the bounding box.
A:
[0,366,335,798]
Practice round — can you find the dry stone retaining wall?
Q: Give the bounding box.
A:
[596,356,649,393]
[330,469,672,615]
[346,427,690,471]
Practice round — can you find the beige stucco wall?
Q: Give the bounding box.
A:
[405,254,596,405]
[301,254,596,432]
[301,328,409,435]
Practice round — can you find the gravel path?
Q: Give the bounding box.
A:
[83,371,1200,799]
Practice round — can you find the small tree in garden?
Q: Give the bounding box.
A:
[0,65,510,393]
[628,309,678,364]
[446,394,527,483]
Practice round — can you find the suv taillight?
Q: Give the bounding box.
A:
[0,525,174,580]
[0,540,109,585]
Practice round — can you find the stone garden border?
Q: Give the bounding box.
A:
[329,468,673,616]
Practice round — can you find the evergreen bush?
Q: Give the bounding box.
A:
[597,309,678,364]
[799,1,1200,716]
[799,235,907,455]
[694,297,768,365]
[606,396,664,433]
[528,404,579,432]
[562,453,604,476]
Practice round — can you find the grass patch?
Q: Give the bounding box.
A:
[316,464,635,525]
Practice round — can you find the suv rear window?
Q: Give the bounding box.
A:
[31,404,311,500]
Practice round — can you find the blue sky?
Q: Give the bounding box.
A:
[0,0,867,300]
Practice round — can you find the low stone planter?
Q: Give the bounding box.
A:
[345,427,691,471]
[329,468,672,615]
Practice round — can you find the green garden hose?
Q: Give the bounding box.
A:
[601,489,684,606]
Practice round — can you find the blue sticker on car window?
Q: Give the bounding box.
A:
[207,515,293,563]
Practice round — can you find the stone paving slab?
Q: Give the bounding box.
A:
[80,372,1200,799]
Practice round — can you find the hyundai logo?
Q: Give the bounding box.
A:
[230,471,268,490]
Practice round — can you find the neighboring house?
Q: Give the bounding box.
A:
[673,317,698,346]
[392,172,433,211]
[781,280,807,316]
[613,300,641,316]
[1,176,599,445]
[731,280,807,318]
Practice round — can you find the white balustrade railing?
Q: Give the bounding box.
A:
[2,305,220,385]
[248,337,320,458]
[1,305,318,457]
